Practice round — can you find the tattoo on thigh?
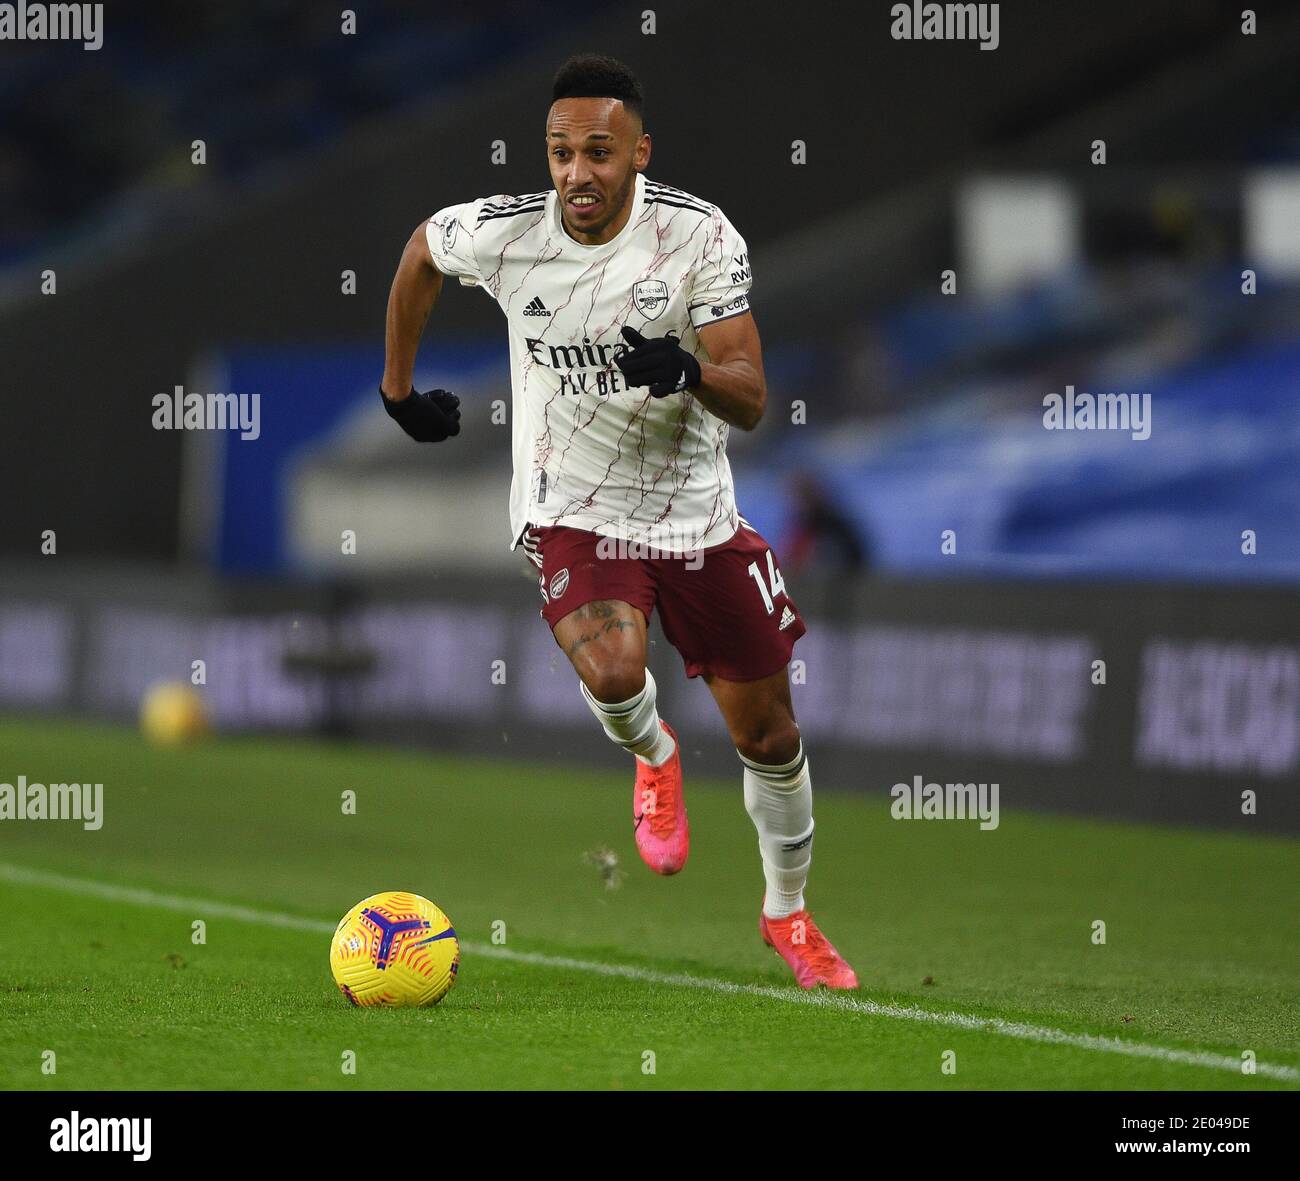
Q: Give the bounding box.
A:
[564,600,636,657]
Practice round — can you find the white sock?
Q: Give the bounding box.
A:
[580,668,676,766]
[742,744,813,919]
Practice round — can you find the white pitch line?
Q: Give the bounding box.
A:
[2,861,1295,1084]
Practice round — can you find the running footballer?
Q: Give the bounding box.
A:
[379,54,857,989]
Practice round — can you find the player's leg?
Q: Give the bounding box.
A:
[705,666,857,989]
[703,666,810,913]
[552,600,688,873]
[653,521,857,987]
[553,598,671,765]
[531,525,687,873]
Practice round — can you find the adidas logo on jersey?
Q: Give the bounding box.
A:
[523,296,551,317]
[779,605,797,631]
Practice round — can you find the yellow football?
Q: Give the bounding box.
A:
[139,682,210,747]
[329,891,460,1007]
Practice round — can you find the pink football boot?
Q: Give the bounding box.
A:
[632,721,689,874]
[760,905,859,990]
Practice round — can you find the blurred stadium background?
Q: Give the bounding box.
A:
[2,0,1298,833]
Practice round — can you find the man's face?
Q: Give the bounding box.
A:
[546,97,650,244]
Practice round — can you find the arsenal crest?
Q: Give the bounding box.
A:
[632,279,668,321]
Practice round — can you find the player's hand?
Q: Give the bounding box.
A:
[380,384,461,442]
[615,326,702,397]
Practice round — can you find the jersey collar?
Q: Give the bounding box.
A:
[552,172,646,254]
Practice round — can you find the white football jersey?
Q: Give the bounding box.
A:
[425,172,753,554]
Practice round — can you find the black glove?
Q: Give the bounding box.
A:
[380,384,461,442]
[614,326,702,397]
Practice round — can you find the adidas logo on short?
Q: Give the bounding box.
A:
[779,605,797,631]
[523,296,551,317]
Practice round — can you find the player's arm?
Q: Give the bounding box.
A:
[692,311,766,431]
[379,222,461,442]
[614,313,766,431]
[381,223,444,401]
[616,207,764,426]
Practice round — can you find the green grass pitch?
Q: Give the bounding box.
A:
[0,717,1296,1090]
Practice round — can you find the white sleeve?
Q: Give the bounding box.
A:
[425,199,488,288]
[687,209,752,330]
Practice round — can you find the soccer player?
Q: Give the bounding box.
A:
[379,54,857,989]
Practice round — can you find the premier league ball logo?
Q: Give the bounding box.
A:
[632,279,668,321]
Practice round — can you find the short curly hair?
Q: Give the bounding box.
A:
[552,53,644,120]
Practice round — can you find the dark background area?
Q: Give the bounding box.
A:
[3,0,1297,559]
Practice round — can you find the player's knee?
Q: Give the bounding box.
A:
[583,664,647,706]
[735,719,802,768]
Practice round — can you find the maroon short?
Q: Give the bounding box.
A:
[521,519,807,682]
